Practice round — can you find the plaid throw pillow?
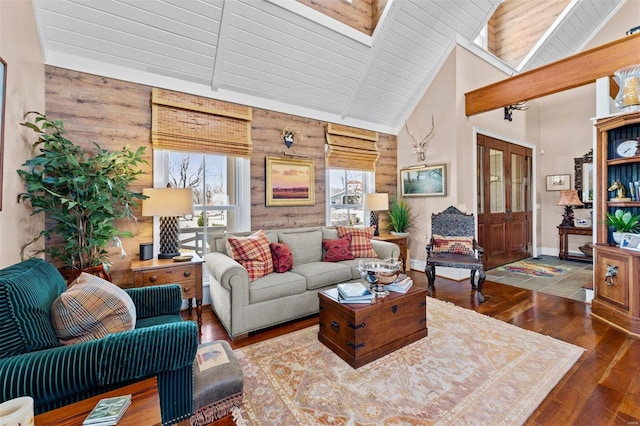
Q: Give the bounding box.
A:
[432,234,474,255]
[270,242,293,273]
[227,230,274,280]
[322,235,354,262]
[336,226,377,258]
[50,273,136,345]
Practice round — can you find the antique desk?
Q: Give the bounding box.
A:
[557,226,592,262]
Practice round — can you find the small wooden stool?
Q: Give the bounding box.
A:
[190,341,244,426]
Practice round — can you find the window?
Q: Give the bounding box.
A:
[474,25,488,50]
[153,150,250,258]
[326,168,374,226]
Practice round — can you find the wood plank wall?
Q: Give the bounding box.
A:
[490,0,570,68]
[296,0,384,36]
[44,66,397,286]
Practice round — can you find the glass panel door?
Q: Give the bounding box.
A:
[489,148,505,213]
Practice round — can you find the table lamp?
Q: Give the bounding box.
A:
[363,193,389,236]
[557,189,584,227]
[142,188,194,258]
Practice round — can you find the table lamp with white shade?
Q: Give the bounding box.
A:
[363,193,389,236]
[142,188,194,259]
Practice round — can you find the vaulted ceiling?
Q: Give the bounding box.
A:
[32,0,625,134]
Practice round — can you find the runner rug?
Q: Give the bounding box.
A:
[232,297,584,425]
[499,260,570,277]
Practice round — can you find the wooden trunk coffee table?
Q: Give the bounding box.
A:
[318,284,428,368]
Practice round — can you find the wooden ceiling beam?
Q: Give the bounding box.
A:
[465,32,640,116]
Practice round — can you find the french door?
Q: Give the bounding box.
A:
[477,134,532,270]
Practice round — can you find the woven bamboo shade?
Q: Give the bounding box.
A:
[151,88,252,158]
[325,123,379,171]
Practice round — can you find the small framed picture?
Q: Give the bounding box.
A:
[620,233,640,251]
[546,174,570,191]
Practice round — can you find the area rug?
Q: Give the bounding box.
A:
[499,260,570,277]
[232,298,584,425]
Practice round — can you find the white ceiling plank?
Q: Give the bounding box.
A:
[223,50,355,95]
[223,40,357,88]
[45,29,213,79]
[31,0,618,133]
[40,10,216,65]
[211,0,234,90]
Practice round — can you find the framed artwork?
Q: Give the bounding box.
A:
[400,164,446,197]
[0,57,5,211]
[265,156,315,206]
[546,174,570,191]
[620,233,640,251]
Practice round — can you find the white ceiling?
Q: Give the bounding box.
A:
[31,0,625,134]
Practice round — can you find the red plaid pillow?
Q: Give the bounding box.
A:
[270,242,293,273]
[322,235,354,262]
[227,230,274,280]
[336,226,377,258]
[432,234,474,255]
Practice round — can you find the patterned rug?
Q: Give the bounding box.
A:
[499,260,570,277]
[233,298,584,425]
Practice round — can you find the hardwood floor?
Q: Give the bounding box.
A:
[182,270,640,425]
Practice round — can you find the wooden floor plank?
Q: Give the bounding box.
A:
[181,270,640,424]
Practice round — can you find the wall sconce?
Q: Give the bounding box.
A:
[282,128,302,149]
[504,102,529,121]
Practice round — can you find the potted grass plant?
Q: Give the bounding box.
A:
[17,112,147,280]
[387,198,411,237]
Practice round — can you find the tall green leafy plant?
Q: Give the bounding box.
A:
[387,198,411,233]
[18,112,147,270]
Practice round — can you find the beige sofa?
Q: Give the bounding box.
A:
[204,226,400,339]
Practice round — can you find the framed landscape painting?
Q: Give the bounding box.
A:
[400,164,446,197]
[266,156,315,206]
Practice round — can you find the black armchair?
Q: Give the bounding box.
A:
[425,206,486,302]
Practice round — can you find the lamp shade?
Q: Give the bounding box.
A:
[557,190,584,207]
[142,188,194,217]
[363,193,389,211]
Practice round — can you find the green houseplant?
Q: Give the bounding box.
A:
[18,112,147,275]
[387,198,411,236]
[606,208,640,244]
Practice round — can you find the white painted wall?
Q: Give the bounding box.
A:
[403,0,640,274]
[0,0,45,268]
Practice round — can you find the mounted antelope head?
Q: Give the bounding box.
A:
[404,114,435,161]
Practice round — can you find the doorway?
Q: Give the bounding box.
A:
[477,134,533,270]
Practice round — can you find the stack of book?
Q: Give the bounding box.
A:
[385,274,413,294]
[83,395,132,426]
[324,282,375,304]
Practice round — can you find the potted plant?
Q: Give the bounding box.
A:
[18,112,147,280]
[387,198,411,236]
[605,208,640,244]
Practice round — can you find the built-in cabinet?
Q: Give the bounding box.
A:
[593,111,640,335]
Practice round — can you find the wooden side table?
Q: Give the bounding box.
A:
[35,377,161,426]
[131,254,204,329]
[557,226,592,262]
[372,234,409,271]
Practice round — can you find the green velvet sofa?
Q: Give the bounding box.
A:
[0,258,199,426]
